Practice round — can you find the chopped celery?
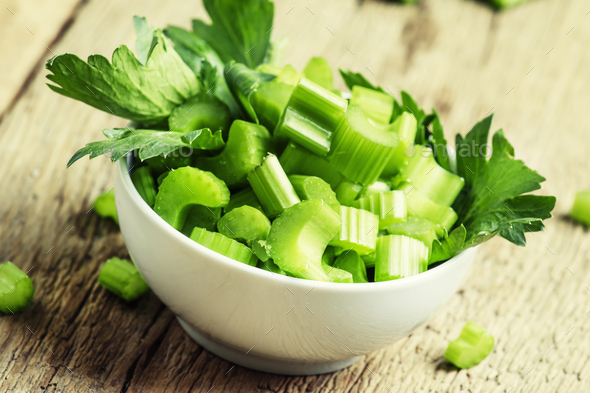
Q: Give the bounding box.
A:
[350,85,394,124]
[289,175,340,213]
[280,142,344,189]
[444,322,494,369]
[168,92,230,134]
[374,235,429,281]
[190,227,258,266]
[303,57,334,91]
[280,107,332,156]
[94,191,118,225]
[196,120,272,189]
[323,263,353,283]
[180,205,222,236]
[334,180,363,206]
[145,153,191,175]
[224,187,263,214]
[329,105,400,185]
[217,206,271,245]
[333,251,369,283]
[154,166,230,230]
[322,246,336,266]
[570,190,590,227]
[250,82,294,132]
[361,252,376,268]
[275,64,303,86]
[385,216,438,253]
[329,206,379,255]
[131,166,157,207]
[156,171,169,186]
[352,190,407,229]
[247,154,301,218]
[98,257,149,302]
[393,145,464,206]
[252,239,271,261]
[360,180,391,198]
[382,112,418,176]
[257,258,286,275]
[266,200,342,281]
[0,262,34,314]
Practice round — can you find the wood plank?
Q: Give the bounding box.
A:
[1,0,589,391]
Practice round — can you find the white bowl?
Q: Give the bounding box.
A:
[115,159,477,375]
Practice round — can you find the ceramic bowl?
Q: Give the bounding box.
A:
[115,158,477,375]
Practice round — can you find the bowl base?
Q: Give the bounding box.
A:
[177,317,363,375]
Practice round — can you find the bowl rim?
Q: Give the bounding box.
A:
[117,158,477,293]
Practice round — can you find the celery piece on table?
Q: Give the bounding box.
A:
[131,166,157,208]
[0,262,35,314]
[374,235,429,281]
[217,206,271,246]
[444,322,494,369]
[98,257,149,302]
[350,85,394,125]
[289,175,340,213]
[329,206,379,255]
[352,190,407,230]
[94,191,118,225]
[190,227,258,266]
[333,251,369,283]
[570,190,590,227]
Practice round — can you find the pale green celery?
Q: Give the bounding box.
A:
[94,191,118,225]
[279,142,344,189]
[329,206,379,255]
[360,180,391,198]
[257,258,286,275]
[280,107,332,156]
[224,187,263,214]
[334,180,363,206]
[333,251,368,283]
[328,105,399,185]
[385,216,438,255]
[217,206,271,246]
[250,82,294,132]
[374,235,429,281]
[98,257,149,302]
[180,205,222,236]
[266,200,342,281]
[131,166,157,207]
[190,227,258,266]
[252,240,271,261]
[168,92,230,134]
[275,64,304,86]
[392,145,464,206]
[303,57,334,91]
[350,85,394,124]
[153,166,230,230]
[289,175,340,213]
[382,112,418,176]
[0,262,35,314]
[444,322,495,369]
[570,190,590,227]
[322,263,353,283]
[352,190,407,229]
[248,154,301,218]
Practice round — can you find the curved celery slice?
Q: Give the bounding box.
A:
[145,154,191,176]
[190,227,258,266]
[444,322,495,369]
[350,85,394,125]
[333,251,368,283]
[154,166,230,230]
[168,93,230,134]
[382,112,418,176]
[217,206,271,245]
[352,190,407,230]
[267,200,342,281]
[322,263,353,283]
[374,235,429,281]
[247,154,301,219]
[289,175,340,213]
[279,107,332,156]
[257,258,286,275]
[329,206,379,255]
[570,190,590,227]
[250,82,294,132]
[0,262,34,314]
[329,105,399,185]
[131,166,157,207]
[224,187,263,214]
[252,239,271,262]
[196,120,272,189]
[334,180,363,206]
[303,57,334,91]
[279,142,344,189]
[393,145,464,206]
[94,191,118,225]
[360,180,391,198]
[180,205,222,236]
[385,216,438,252]
[98,257,149,302]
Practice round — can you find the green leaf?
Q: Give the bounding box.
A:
[46,30,199,124]
[429,110,451,171]
[304,57,334,91]
[192,0,274,69]
[455,115,492,186]
[430,225,466,264]
[133,16,156,66]
[338,69,385,93]
[224,62,275,123]
[67,128,224,167]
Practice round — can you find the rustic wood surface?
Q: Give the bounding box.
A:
[1,0,589,391]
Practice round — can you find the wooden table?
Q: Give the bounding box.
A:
[1,0,589,391]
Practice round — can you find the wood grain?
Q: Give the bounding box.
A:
[1,0,589,391]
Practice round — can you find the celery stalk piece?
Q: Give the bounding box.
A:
[350,85,394,124]
[374,235,429,281]
[352,190,407,230]
[385,216,438,253]
[250,82,294,132]
[289,175,340,213]
[168,92,230,134]
[322,263,354,283]
[280,107,333,156]
[329,105,400,185]
[267,200,342,281]
[131,166,157,207]
[570,190,590,227]
[393,145,464,206]
[0,262,34,314]
[94,191,118,225]
[257,258,286,275]
[98,257,149,302]
[217,206,271,246]
[247,154,301,219]
[329,206,379,255]
[145,154,191,176]
[322,246,336,266]
[360,180,391,198]
[224,187,263,214]
[196,120,272,189]
[252,240,271,262]
[361,252,376,268]
[280,142,345,189]
[399,182,458,236]
[154,166,230,230]
[156,171,169,186]
[382,113,418,176]
[190,228,258,266]
[180,205,222,236]
[275,64,304,86]
[334,180,363,206]
[333,251,369,283]
[444,322,495,369]
[303,57,334,91]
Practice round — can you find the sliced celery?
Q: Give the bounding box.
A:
[374,235,429,281]
[0,262,34,314]
[280,107,332,156]
[257,258,286,275]
[334,180,363,206]
[196,120,272,189]
[156,171,169,186]
[352,190,407,230]
[322,246,336,266]
[266,200,342,281]
[247,154,301,218]
[333,251,369,283]
[350,85,394,124]
[98,257,149,302]
[289,175,340,213]
[275,64,304,86]
[322,263,353,283]
[145,153,191,176]
[154,166,230,230]
[570,190,590,227]
[217,206,271,245]
[190,227,258,266]
[385,216,438,252]
[94,191,118,225]
[328,105,399,185]
[393,145,464,206]
[382,112,418,176]
[361,252,376,269]
[444,322,495,369]
[252,239,271,262]
[279,142,344,189]
[250,82,294,132]
[329,206,379,255]
[303,57,334,91]
[131,166,157,208]
[360,180,391,198]
[168,92,230,134]
[180,205,222,236]
[224,187,263,214]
